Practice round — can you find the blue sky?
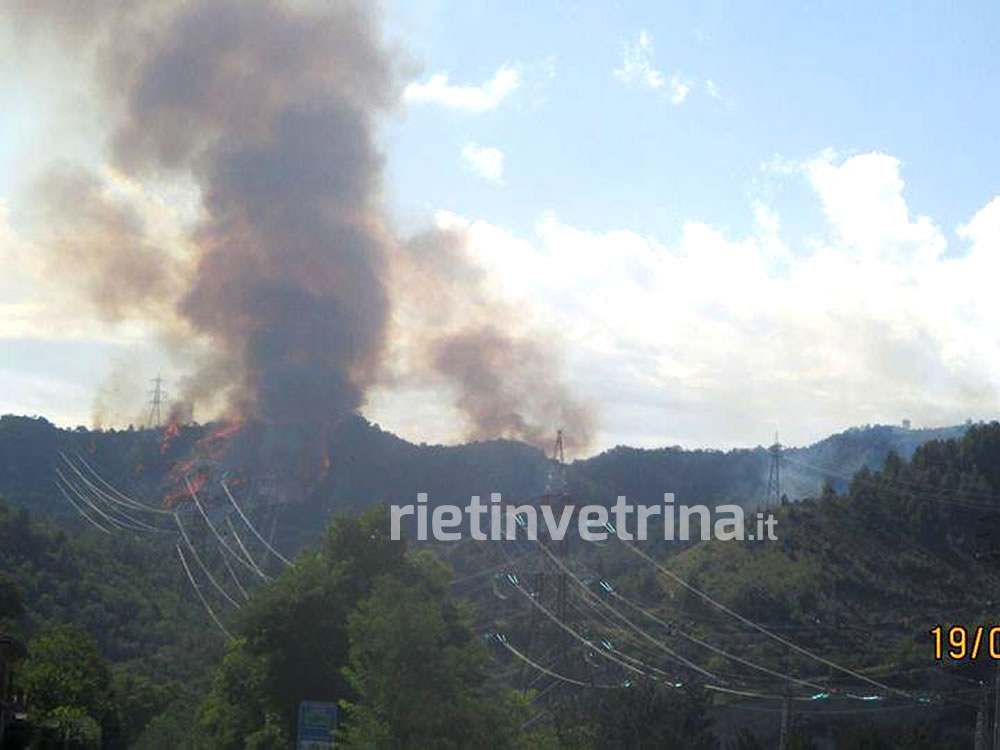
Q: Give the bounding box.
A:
[371,0,1000,450]
[1,1,999,453]
[385,0,1000,244]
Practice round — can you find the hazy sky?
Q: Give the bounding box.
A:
[1,1,999,454]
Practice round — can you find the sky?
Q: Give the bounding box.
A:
[1,1,999,455]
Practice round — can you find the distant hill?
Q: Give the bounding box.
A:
[783,422,971,498]
[0,414,551,551]
[0,413,977,551]
[568,422,973,508]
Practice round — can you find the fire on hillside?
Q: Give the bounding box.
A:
[157,420,335,511]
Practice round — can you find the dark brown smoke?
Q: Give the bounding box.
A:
[11,0,596,450]
[429,325,596,454]
[24,0,398,425]
[399,228,596,454]
[110,0,397,424]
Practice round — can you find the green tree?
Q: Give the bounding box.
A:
[196,506,420,746]
[0,574,24,621]
[339,553,518,749]
[244,716,291,750]
[108,668,178,746]
[16,624,112,748]
[131,698,202,750]
[197,639,273,750]
[47,705,103,748]
[0,573,24,635]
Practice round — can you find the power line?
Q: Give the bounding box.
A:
[221,480,292,566]
[58,456,167,532]
[615,536,911,699]
[224,515,272,582]
[176,544,232,641]
[69,452,173,516]
[495,634,619,689]
[784,455,1000,513]
[532,536,724,682]
[174,513,243,610]
[499,543,838,704]
[187,477,270,580]
[54,466,153,534]
[530,537,884,697]
[54,480,111,534]
[221,554,250,602]
[606,585,829,693]
[500,565,842,704]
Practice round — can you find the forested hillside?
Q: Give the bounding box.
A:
[0,414,972,546]
[0,500,224,747]
[3,419,1000,747]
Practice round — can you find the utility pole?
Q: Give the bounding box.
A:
[520,430,574,690]
[147,376,166,428]
[540,429,570,662]
[547,429,567,494]
[765,432,782,508]
[975,679,988,750]
[778,691,790,750]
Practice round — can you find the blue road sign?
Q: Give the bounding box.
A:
[297,700,338,749]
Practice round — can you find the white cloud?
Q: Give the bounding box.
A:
[615,30,666,90]
[958,196,1000,246]
[805,151,943,262]
[615,31,691,104]
[760,154,800,176]
[383,151,1000,451]
[404,64,520,112]
[705,79,721,101]
[668,75,691,104]
[461,142,504,183]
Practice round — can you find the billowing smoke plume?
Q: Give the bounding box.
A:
[429,325,595,453]
[9,0,595,451]
[118,0,397,425]
[398,227,596,453]
[19,0,396,425]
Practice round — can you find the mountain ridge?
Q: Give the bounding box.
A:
[0,413,975,515]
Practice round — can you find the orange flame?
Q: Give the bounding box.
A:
[160,418,182,455]
[320,446,331,480]
[311,424,333,485]
[207,420,244,443]
[163,467,211,509]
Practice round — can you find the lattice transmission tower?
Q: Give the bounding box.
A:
[147,376,166,428]
[764,431,783,509]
